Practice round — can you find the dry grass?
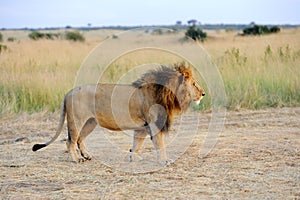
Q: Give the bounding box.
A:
[0,39,94,113]
[204,28,300,109]
[0,28,299,199]
[0,28,299,114]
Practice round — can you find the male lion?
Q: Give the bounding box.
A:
[32,64,205,164]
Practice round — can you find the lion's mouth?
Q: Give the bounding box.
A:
[195,99,201,105]
[195,96,203,105]
[194,93,205,105]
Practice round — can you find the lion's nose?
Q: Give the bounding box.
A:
[202,93,205,96]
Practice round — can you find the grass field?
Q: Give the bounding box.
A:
[0,29,299,199]
[0,28,299,114]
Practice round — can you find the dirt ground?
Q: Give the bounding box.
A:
[0,107,299,199]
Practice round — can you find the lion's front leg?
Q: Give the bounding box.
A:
[151,131,173,165]
[130,130,147,162]
[147,105,173,165]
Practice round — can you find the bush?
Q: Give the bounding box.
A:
[112,34,118,39]
[28,31,44,40]
[44,33,60,40]
[65,31,85,42]
[0,44,8,54]
[28,31,60,40]
[7,37,17,42]
[185,25,207,42]
[0,32,3,42]
[270,26,280,33]
[243,25,280,36]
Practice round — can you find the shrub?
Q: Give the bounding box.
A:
[185,25,207,42]
[112,34,118,39]
[7,37,17,42]
[65,31,85,42]
[44,33,60,40]
[270,26,280,33]
[243,25,280,36]
[0,44,8,54]
[28,31,60,40]
[0,32,3,42]
[28,31,45,40]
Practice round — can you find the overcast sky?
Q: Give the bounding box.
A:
[1,0,299,28]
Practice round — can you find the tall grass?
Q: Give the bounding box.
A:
[0,29,299,115]
[204,29,300,109]
[0,39,94,114]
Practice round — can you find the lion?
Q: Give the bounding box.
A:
[32,63,205,164]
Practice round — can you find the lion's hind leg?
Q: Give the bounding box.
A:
[77,118,97,160]
[130,130,147,162]
[66,119,83,163]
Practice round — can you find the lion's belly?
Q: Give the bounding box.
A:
[96,115,145,131]
[94,84,145,131]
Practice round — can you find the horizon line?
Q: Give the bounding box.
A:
[2,23,300,31]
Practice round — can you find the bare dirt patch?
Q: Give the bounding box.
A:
[0,107,299,199]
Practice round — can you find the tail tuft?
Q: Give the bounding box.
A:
[32,144,47,151]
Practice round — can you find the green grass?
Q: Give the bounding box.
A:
[0,29,299,115]
[218,45,300,109]
[0,84,65,113]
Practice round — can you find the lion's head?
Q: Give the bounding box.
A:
[132,63,205,132]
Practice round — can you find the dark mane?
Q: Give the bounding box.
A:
[132,65,184,132]
[132,65,178,89]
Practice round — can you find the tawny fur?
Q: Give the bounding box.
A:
[32,63,205,164]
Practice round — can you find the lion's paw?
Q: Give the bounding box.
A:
[82,154,92,161]
[159,159,174,166]
[78,158,86,163]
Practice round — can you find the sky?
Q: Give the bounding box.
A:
[1,0,299,29]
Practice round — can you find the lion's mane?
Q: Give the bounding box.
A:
[132,65,192,132]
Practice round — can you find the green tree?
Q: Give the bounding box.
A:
[185,25,207,42]
[243,25,280,36]
[28,31,45,40]
[65,31,85,42]
[270,26,280,33]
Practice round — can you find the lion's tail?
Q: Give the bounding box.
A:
[32,99,66,152]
